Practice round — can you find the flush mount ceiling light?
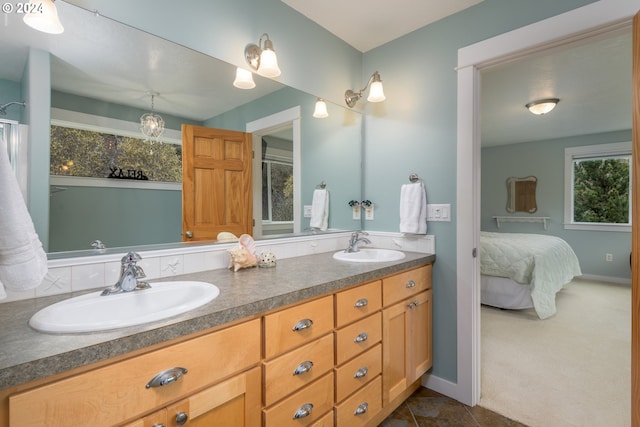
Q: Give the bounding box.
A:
[233,67,256,89]
[345,71,385,108]
[313,98,328,118]
[23,0,64,34]
[525,98,559,115]
[244,33,281,78]
[140,92,164,141]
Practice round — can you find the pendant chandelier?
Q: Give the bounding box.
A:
[140,92,164,141]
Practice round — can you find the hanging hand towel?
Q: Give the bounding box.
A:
[309,188,329,231]
[0,144,47,299]
[399,181,427,234]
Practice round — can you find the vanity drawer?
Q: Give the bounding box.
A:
[382,264,432,307]
[335,344,382,403]
[263,333,334,406]
[9,319,261,427]
[263,372,334,427]
[334,312,381,365]
[264,296,334,359]
[310,410,334,427]
[335,280,381,328]
[334,375,382,427]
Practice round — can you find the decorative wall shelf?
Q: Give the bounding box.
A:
[493,216,550,230]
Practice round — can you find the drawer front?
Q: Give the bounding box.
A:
[264,333,334,406]
[335,312,381,365]
[264,296,334,359]
[263,372,334,427]
[310,410,334,427]
[382,264,432,307]
[335,344,382,403]
[335,375,382,427]
[9,319,261,427]
[335,280,382,328]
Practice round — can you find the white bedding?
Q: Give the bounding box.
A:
[480,232,581,319]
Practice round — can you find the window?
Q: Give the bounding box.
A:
[564,142,632,232]
[261,158,293,223]
[50,125,182,182]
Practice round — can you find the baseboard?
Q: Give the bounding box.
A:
[421,373,466,404]
[578,274,631,286]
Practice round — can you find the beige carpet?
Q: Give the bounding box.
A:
[479,278,631,427]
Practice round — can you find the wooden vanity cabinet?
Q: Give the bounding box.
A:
[382,265,433,405]
[8,319,261,427]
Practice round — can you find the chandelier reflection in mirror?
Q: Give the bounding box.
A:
[140,92,165,141]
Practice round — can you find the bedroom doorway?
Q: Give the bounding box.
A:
[454,0,638,419]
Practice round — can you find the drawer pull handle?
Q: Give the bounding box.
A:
[293,403,314,419]
[292,318,313,331]
[354,366,368,379]
[152,424,165,427]
[354,402,369,416]
[145,367,188,389]
[293,360,314,375]
[408,300,420,309]
[175,412,189,426]
[354,332,368,343]
[354,298,368,308]
[406,280,416,288]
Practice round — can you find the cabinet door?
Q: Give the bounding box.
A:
[164,367,261,427]
[382,289,432,405]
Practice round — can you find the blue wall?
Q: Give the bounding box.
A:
[0,79,24,122]
[481,130,632,281]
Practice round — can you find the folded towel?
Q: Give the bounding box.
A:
[399,182,427,234]
[0,143,47,299]
[309,189,329,231]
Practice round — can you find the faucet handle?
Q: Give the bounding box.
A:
[122,252,142,264]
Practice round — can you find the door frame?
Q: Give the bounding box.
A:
[247,106,302,237]
[453,0,639,407]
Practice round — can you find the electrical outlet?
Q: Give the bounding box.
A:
[426,204,451,222]
[303,205,312,218]
[605,253,613,262]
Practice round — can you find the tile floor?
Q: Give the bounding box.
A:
[379,387,527,427]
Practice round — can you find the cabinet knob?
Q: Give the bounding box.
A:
[175,412,189,426]
[293,403,314,419]
[145,367,188,388]
[354,332,368,343]
[292,318,313,331]
[293,360,314,376]
[354,298,368,308]
[406,280,416,288]
[354,366,368,379]
[407,300,420,309]
[354,402,369,416]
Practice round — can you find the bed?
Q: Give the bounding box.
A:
[479,231,581,319]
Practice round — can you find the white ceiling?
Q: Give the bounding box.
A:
[281,0,483,52]
[0,1,632,147]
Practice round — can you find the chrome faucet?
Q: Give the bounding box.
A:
[101,252,150,296]
[345,231,371,253]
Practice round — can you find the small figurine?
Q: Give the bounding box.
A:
[258,250,277,268]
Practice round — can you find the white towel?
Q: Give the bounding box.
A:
[399,182,427,234]
[0,144,47,299]
[309,189,329,231]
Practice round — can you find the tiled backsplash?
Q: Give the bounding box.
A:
[1,232,435,303]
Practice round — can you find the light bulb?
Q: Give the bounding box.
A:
[313,99,328,118]
[367,81,385,103]
[258,49,281,77]
[233,68,256,89]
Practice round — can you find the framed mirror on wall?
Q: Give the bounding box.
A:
[506,176,537,213]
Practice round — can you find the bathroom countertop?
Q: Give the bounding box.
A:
[0,250,434,391]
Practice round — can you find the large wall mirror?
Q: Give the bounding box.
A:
[0,2,362,256]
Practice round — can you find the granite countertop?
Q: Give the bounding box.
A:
[0,251,434,390]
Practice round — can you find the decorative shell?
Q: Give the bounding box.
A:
[258,250,277,268]
[227,234,258,272]
[217,232,238,243]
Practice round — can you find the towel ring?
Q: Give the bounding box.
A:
[316,181,326,189]
[409,173,420,183]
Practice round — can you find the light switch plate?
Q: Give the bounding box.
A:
[303,205,312,218]
[427,204,451,222]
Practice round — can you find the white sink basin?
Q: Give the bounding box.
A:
[29,281,220,333]
[333,248,406,263]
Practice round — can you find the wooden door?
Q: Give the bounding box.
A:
[632,10,640,427]
[182,125,252,241]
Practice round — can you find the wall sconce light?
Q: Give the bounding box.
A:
[313,98,329,118]
[140,92,164,141]
[23,0,64,34]
[525,98,559,115]
[233,68,256,89]
[345,71,385,108]
[244,33,281,78]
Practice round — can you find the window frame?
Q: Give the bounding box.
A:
[564,141,632,232]
[261,154,294,226]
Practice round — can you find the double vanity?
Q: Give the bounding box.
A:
[0,249,434,426]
